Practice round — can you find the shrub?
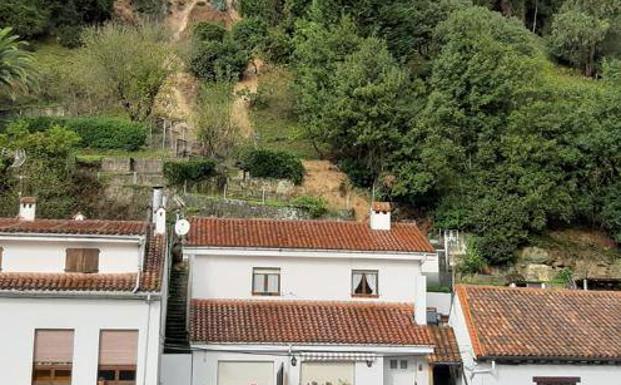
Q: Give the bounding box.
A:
[193,21,226,42]
[21,117,147,151]
[231,17,268,52]
[241,149,304,184]
[189,38,249,81]
[291,195,327,218]
[163,159,217,186]
[56,25,83,48]
[458,240,487,276]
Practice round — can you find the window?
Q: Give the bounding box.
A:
[352,270,378,297]
[533,377,580,385]
[389,360,398,369]
[400,360,408,369]
[32,329,74,385]
[98,330,138,385]
[252,268,280,296]
[65,248,99,273]
[300,362,354,385]
[389,359,408,371]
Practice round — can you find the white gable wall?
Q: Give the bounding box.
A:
[188,251,423,302]
[0,238,142,273]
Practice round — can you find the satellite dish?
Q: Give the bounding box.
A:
[175,219,191,236]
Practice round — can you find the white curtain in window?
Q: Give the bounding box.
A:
[267,274,279,293]
[352,272,363,293]
[34,330,74,365]
[366,273,377,294]
[253,274,265,292]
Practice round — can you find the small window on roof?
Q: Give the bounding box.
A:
[65,248,99,273]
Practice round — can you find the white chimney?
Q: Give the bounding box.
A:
[370,202,392,231]
[18,197,36,221]
[154,207,166,235]
[414,275,427,325]
[73,212,86,221]
[152,186,164,223]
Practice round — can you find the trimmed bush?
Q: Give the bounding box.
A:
[20,117,147,151]
[291,195,327,218]
[163,159,217,186]
[241,149,304,184]
[193,21,227,42]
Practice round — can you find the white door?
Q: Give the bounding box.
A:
[218,361,274,385]
[384,358,414,385]
[300,362,355,385]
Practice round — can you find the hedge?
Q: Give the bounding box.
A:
[241,149,305,184]
[21,116,147,151]
[163,159,217,186]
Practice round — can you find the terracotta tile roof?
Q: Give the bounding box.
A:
[190,299,432,346]
[0,218,148,236]
[456,285,621,362]
[0,233,165,293]
[186,217,434,253]
[428,326,461,364]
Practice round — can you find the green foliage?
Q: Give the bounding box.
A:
[193,22,227,42]
[237,0,284,25]
[291,195,327,218]
[552,267,574,286]
[240,149,305,184]
[232,17,268,53]
[189,37,249,82]
[212,0,228,12]
[56,25,83,48]
[163,159,217,186]
[458,240,488,274]
[0,27,37,98]
[18,116,147,150]
[0,0,49,39]
[77,22,175,121]
[193,82,239,157]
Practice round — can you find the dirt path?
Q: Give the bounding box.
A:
[298,160,370,221]
[232,59,263,138]
[169,0,201,41]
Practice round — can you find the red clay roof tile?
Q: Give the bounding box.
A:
[456,285,621,362]
[0,218,148,236]
[428,326,461,364]
[186,217,434,253]
[190,299,433,346]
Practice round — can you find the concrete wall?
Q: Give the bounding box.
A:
[0,296,161,385]
[189,351,430,385]
[189,253,422,302]
[0,238,142,273]
[427,292,452,316]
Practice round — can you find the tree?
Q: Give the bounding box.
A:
[189,37,249,82]
[0,27,37,98]
[77,22,176,121]
[193,82,239,157]
[0,0,49,39]
[548,0,621,76]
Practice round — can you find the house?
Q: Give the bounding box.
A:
[451,285,621,385]
[167,203,461,385]
[0,195,168,385]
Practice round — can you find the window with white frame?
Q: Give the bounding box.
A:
[252,268,280,296]
[352,270,378,297]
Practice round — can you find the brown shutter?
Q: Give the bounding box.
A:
[99,330,138,366]
[83,249,99,273]
[34,330,74,365]
[65,249,81,272]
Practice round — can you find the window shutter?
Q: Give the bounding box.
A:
[99,330,138,366]
[34,330,74,365]
[65,249,81,272]
[83,249,100,273]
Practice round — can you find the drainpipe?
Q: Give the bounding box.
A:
[142,293,152,385]
[133,236,147,293]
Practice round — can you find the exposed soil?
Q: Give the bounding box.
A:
[113,0,138,24]
[297,160,370,221]
[232,59,263,139]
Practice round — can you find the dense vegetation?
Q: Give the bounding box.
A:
[1,0,620,265]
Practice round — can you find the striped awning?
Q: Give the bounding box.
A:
[300,352,377,362]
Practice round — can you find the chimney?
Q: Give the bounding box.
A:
[414,275,427,325]
[73,212,86,221]
[18,197,36,221]
[370,202,392,231]
[151,186,164,223]
[154,207,166,235]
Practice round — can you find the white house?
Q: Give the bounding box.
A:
[450,284,621,385]
[0,196,168,385]
[171,203,461,385]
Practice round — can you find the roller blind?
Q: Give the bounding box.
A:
[99,330,138,366]
[300,362,354,385]
[34,330,74,365]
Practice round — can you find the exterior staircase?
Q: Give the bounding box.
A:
[164,260,191,353]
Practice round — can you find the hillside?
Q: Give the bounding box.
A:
[0,0,619,276]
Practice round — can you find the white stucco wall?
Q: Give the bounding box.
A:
[449,294,621,385]
[0,296,161,385]
[161,354,192,385]
[188,350,432,385]
[189,252,423,302]
[0,237,142,273]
